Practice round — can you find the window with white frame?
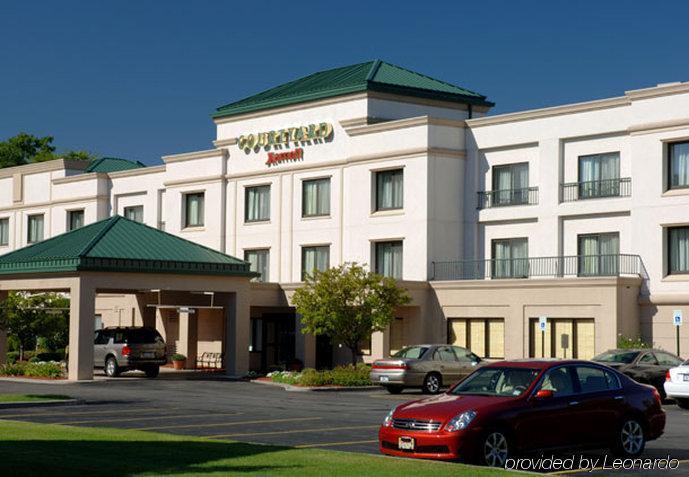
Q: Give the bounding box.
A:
[0,218,8,246]
[492,163,529,205]
[668,226,689,274]
[245,249,270,282]
[124,205,144,223]
[375,169,403,211]
[67,209,84,231]
[302,178,330,217]
[669,142,689,190]
[375,240,403,279]
[184,193,204,227]
[27,214,44,244]
[245,185,270,222]
[578,152,620,198]
[301,245,329,280]
[491,238,528,278]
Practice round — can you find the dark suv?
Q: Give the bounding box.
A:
[94,327,167,378]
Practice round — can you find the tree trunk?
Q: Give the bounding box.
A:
[348,346,358,366]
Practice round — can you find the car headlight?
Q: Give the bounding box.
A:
[444,410,476,432]
[383,407,396,427]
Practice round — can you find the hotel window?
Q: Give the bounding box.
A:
[0,218,8,246]
[245,185,270,222]
[668,226,689,274]
[67,210,84,231]
[578,152,620,198]
[27,214,44,244]
[301,245,329,280]
[578,232,619,276]
[492,163,529,206]
[302,178,330,217]
[184,193,204,228]
[448,318,505,359]
[491,238,528,278]
[669,142,689,189]
[124,205,144,223]
[375,169,403,211]
[529,318,595,360]
[245,249,269,282]
[375,241,403,279]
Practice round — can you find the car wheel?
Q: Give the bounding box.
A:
[611,418,645,457]
[385,385,403,394]
[422,373,441,394]
[482,430,510,467]
[144,366,160,378]
[675,398,689,409]
[105,357,120,377]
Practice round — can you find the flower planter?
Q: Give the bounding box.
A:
[172,359,185,370]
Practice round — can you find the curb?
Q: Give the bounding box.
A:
[250,379,381,393]
[0,398,84,409]
[0,377,70,385]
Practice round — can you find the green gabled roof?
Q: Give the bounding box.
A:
[213,60,493,119]
[0,216,254,277]
[85,157,146,173]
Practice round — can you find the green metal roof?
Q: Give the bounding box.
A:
[85,157,146,173]
[0,216,254,277]
[213,60,493,119]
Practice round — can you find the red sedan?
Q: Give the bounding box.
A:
[379,359,665,466]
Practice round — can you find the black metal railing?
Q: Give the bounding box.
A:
[431,254,643,281]
[561,178,631,202]
[477,187,539,209]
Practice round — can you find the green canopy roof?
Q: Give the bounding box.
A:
[85,157,146,173]
[0,216,253,277]
[213,60,493,119]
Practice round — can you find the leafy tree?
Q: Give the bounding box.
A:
[292,263,411,365]
[0,133,55,168]
[60,150,98,162]
[0,292,69,360]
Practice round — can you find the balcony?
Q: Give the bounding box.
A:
[431,254,644,281]
[477,187,539,209]
[561,178,631,202]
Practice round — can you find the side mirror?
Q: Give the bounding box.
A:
[534,389,554,399]
[471,361,479,366]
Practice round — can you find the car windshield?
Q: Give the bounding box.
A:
[126,328,164,344]
[593,350,639,364]
[392,346,428,359]
[451,367,540,397]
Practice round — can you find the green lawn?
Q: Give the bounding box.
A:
[0,394,71,403]
[0,420,525,477]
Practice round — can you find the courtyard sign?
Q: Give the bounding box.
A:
[237,122,333,153]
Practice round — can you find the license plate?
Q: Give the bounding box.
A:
[142,352,154,358]
[398,437,415,451]
[379,376,389,383]
[683,374,689,382]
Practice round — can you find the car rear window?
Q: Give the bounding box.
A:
[392,346,428,359]
[593,350,639,364]
[120,328,163,344]
[451,367,540,397]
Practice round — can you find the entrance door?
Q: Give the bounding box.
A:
[260,313,296,372]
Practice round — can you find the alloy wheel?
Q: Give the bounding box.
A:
[106,359,116,377]
[425,374,440,393]
[484,432,508,467]
[621,420,644,455]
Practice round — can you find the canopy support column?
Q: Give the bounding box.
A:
[0,291,7,365]
[221,292,249,377]
[68,279,96,381]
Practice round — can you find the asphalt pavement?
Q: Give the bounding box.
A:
[0,374,687,476]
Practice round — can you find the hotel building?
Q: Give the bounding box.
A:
[1,60,688,372]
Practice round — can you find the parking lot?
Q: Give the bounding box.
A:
[0,376,687,475]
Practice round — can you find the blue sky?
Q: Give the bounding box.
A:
[2,1,687,165]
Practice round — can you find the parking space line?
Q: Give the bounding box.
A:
[295,439,378,448]
[133,416,322,431]
[53,411,243,425]
[0,407,176,419]
[207,424,378,439]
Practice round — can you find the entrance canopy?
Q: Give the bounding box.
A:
[0,216,256,380]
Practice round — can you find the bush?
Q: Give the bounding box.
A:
[0,363,26,376]
[268,364,372,387]
[23,362,63,378]
[171,354,186,361]
[35,351,66,362]
[6,352,19,365]
[618,335,651,349]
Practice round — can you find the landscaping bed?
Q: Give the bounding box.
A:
[266,364,372,387]
[0,361,65,379]
[0,394,71,403]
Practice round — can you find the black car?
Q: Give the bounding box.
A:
[593,348,684,398]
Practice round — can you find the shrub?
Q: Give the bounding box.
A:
[171,354,186,361]
[0,362,26,376]
[28,356,41,363]
[6,352,19,365]
[23,362,63,378]
[36,351,65,362]
[268,364,372,387]
[617,335,651,349]
[330,364,371,386]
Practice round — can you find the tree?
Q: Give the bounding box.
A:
[0,292,70,360]
[292,263,411,365]
[0,132,55,168]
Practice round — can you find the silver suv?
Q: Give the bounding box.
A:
[94,327,167,378]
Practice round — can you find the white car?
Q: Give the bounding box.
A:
[664,360,689,409]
